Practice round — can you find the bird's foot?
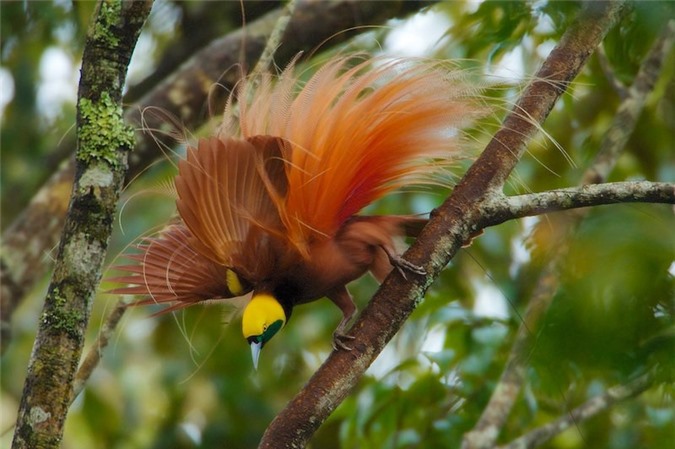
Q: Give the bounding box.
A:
[332,313,356,351]
[328,288,357,350]
[380,245,426,279]
[389,253,426,280]
[332,332,356,351]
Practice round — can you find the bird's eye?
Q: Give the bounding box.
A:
[259,320,284,346]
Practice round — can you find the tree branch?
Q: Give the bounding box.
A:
[484,181,675,226]
[10,2,151,448]
[595,45,629,100]
[1,159,75,353]
[122,1,281,104]
[71,301,128,399]
[496,373,654,449]
[258,2,626,448]
[461,13,674,449]
[0,0,434,354]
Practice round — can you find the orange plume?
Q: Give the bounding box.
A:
[220,56,483,253]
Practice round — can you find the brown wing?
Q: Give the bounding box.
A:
[108,224,249,314]
[174,136,290,281]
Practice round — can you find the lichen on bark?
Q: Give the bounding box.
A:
[77,93,135,166]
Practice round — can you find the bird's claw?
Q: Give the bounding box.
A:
[391,255,426,279]
[381,245,426,279]
[332,332,356,351]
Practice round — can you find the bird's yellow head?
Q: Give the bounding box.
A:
[242,293,286,369]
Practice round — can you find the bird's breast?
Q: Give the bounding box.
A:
[276,237,374,305]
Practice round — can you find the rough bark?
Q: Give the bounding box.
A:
[0,0,434,355]
[11,2,151,448]
[258,2,628,448]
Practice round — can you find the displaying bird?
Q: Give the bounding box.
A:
[109,55,481,369]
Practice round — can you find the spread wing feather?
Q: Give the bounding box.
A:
[107,224,246,313]
[174,136,290,280]
[109,136,292,306]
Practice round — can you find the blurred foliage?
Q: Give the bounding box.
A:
[2,1,674,449]
[1,0,92,225]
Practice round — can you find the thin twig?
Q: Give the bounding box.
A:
[496,373,654,449]
[72,301,129,399]
[583,19,675,185]
[595,45,629,99]
[484,181,675,226]
[250,0,297,78]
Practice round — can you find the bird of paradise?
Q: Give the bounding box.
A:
[110,55,482,368]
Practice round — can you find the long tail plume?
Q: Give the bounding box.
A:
[220,55,485,251]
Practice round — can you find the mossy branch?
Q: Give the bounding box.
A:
[10,2,151,448]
